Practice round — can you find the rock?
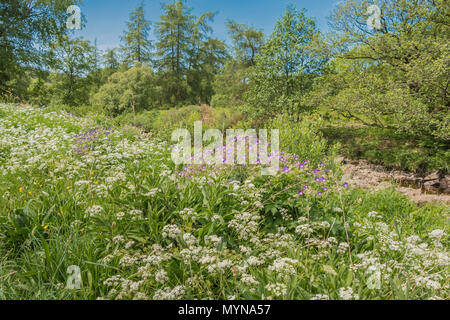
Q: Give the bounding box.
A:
[341,159,450,203]
[424,171,440,182]
[439,176,449,193]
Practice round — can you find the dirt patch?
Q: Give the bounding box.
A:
[341,159,450,205]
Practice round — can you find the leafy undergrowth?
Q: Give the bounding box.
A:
[322,124,450,175]
[0,104,448,300]
[114,105,243,140]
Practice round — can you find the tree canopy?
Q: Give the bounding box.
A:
[314,0,450,140]
[244,6,327,122]
[121,3,152,66]
[0,0,81,93]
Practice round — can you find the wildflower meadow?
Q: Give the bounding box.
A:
[0,103,448,300]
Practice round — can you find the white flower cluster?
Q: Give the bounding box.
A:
[162,224,182,239]
[368,211,382,219]
[86,205,103,217]
[153,285,185,300]
[310,294,330,300]
[155,269,169,284]
[337,242,350,254]
[268,258,298,278]
[143,188,161,197]
[339,287,359,300]
[204,235,222,246]
[295,224,314,236]
[429,229,446,241]
[179,208,198,221]
[206,259,233,275]
[241,273,259,286]
[279,208,293,221]
[228,211,261,240]
[265,283,287,298]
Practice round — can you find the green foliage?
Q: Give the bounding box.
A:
[210,22,264,108]
[93,63,158,116]
[47,36,97,106]
[245,5,327,122]
[154,0,196,104]
[103,49,120,70]
[317,0,450,141]
[226,20,265,67]
[211,60,250,108]
[155,1,227,106]
[121,3,153,66]
[116,105,242,139]
[116,109,159,131]
[268,114,338,167]
[322,124,450,174]
[0,0,82,94]
[0,201,49,252]
[27,73,51,107]
[186,37,228,105]
[0,104,448,300]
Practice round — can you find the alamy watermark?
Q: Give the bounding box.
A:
[66,265,82,289]
[366,267,382,290]
[367,4,382,31]
[171,121,280,176]
[66,5,81,30]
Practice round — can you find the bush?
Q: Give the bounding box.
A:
[268,114,339,167]
[210,94,230,108]
[116,105,243,140]
[93,63,158,116]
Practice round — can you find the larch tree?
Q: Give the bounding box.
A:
[121,3,152,67]
[187,12,228,104]
[103,48,120,70]
[155,0,194,104]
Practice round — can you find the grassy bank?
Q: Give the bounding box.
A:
[0,104,448,300]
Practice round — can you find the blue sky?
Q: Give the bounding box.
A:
[75,0,339,51]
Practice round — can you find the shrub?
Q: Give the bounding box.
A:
[93,63,158,116]
[116,105,242,140]
[268,114,338,167]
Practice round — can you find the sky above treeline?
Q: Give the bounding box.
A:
[75,0,339,51]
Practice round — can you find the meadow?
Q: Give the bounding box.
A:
[0,103,448,300]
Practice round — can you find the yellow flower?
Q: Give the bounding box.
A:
[19,188,23,193]
[90,172,94,175]
[66,186,71,190]
[94,181,99,185]
[28,191,32,195]
[41,224,48,230]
